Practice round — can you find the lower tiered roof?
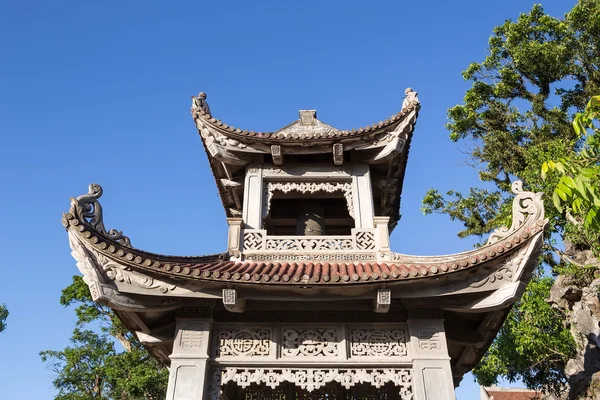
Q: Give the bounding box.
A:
[63,181,547,384]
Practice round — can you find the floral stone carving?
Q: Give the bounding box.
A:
[350,329,408,357]
[263,182,354,219]
[215,329,272,357]
[282,329,339,357]
[214,368,413,398]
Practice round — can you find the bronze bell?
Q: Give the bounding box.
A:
[296,202,326,236]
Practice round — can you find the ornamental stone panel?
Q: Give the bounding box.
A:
[214,328,272,358]
[350,328,408,358]
[282,328,340,358]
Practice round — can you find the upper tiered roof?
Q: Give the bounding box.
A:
[191,89,420,230]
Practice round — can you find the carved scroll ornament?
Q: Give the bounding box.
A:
[487,181,545,245]
[69,184,131,247]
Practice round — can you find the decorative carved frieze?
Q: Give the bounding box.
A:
[350,329,408,358]
[282,329,339,357]
[243,230,376,253]
[244,253,377,262]
[263,182,354,219]
[266,237,354,251]
[215,329,272,358]
[212,368,413,399]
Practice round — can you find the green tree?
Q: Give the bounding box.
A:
[41,276,168,399]
[422,0,600,394]
[543,95,600,256]
[0,304,8,332]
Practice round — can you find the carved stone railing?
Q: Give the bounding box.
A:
[242,229,376,253]
[226,216,392,262]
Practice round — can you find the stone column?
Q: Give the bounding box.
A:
[374,216,390,253]
[408,318,456,400]
[351,163,374,229]
[165,318,213,400]
[227,217,243,258]
[242,164,263,229]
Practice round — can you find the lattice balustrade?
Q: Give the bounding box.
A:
[244,231,265,251]
[354,231,375,250]
[266,237,354,251]
[242,229,378,254]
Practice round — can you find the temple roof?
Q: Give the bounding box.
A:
[191,89,419,144]
[63,181,545,289]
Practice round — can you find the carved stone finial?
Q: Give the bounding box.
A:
[402,88,419,110]
[69,184,131,247]
[299,110,317,125]
[191,91,211,116]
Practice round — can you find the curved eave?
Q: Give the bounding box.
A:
[63,209,546,289]
[191,103,420,146]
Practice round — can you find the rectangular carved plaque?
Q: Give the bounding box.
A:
[350,328,408,357]
[281,328,340,357]
[215,328,272,358]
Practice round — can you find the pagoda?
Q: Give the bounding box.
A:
[63,89,547,400]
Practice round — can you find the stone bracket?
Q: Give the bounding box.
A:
[223,289,246,313]
[333,143,343,165]
[374,288,391,313]
[271,145,283,166]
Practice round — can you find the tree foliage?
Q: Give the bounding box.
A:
[543,95,600,256]
[41,276,168,399]
[422,0,600,393]
[0,303,8,333]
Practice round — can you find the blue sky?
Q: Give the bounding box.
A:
[0,1,576,398]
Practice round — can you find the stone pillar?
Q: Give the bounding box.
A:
[227,217,243,258]
[374,216,390,253]
[408,318,456,400]
[165,318,213,400]
[351,163,374,229]
[242,164,263,229]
